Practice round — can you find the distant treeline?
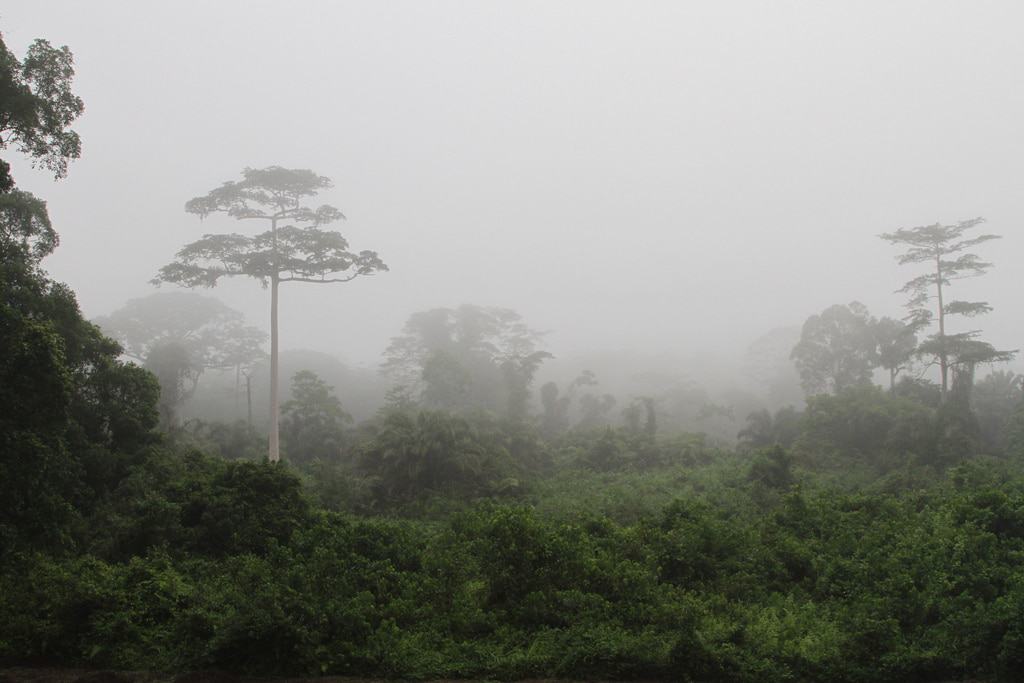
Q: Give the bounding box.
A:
[6,24,1024,683]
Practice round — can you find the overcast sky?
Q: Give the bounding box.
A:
[4,1,1023,373]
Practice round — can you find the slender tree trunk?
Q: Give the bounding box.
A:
[246,372,253,432]
[269,273,280,462]
[268,213,281,462]
[935,253,947,404]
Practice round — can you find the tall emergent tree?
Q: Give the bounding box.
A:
[881,218,1014,404]
[154,167,387,461]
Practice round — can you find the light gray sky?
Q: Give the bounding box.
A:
[5,1,1023,371]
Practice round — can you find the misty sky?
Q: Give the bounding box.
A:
[4,1,1023,373]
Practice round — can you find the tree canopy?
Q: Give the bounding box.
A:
[791,302,877,396]
[96,292,265,428]
[96,292,265,369]
[156,167,386,287]
[0,33,84,191]
[154,166,387,461]
[281,369,352,466]
[880,218,1015,402]
[382,304,551,419]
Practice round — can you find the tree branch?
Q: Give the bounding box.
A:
[278,273,363,284]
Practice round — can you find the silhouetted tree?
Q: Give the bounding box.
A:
[873,316,918,391]
[281,370,352,465]
[154,167,387,461]
[791,302,877,396]
[739,406,801,449]
[96,292,265,428]
[539,370,598,437]
[2,199,159,549]
[0,32,84,190]
[881,218,1014,403]
[383,304,549,418]
[0,190,55,262]
[358,410,512,503]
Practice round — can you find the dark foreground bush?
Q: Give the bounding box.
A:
[4,459,1024,681]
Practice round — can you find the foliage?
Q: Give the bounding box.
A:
[356,410,521,506]
[0,188,56,261]
[96,283,265,431]
[153,166,387,462]
[873,316,918,390]
[794,385,936,470]
[155,167,386,289]
[738,406,801,450]
[538,369,600,437]
[9,461,1024,681]
[177,419,265,461]
[8,38,1024,679]
[791,301,877,396]
[1,237,160,552]
[0,32,84,189]
[382,304,550,419]
[281,370,352,466]
[973,371,1023,454]
[96,292,265,369]
[881,218,1015,401]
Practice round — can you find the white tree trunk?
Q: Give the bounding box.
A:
[268,275,280,462]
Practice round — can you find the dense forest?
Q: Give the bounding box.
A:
[4,18,1024,683]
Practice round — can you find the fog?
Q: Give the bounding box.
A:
[9,5,1024,673]
[4,0,1023,379]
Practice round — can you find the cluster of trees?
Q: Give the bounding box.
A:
[6,445,1024,682]
[1,30,159,550]
[791,302,916,395]
[381,304,552,420]
[95,293,265,429]
[793,218,1014,405]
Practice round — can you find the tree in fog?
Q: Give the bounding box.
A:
[577,392,618,429]
[0,33,84,191]
[382,304,550,419]
[742,327,804,406]
[154,167,387,461]
[881,218,1014,403]
[539,370,598,437]
[791,302,877,396]
[873,316,917,391]
[623,396,657,437]
[738,406,801,449]
[280,370,352,466]
[96,292,265,428]
[972,371,1023,453]
[0,31,82,266]
[358,410,512,503]
[1,41,160,545]
[0,189,54,262]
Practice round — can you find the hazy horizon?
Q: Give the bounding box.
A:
[4,1,1022,375]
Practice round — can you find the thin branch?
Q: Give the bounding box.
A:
[278,274,363,283]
